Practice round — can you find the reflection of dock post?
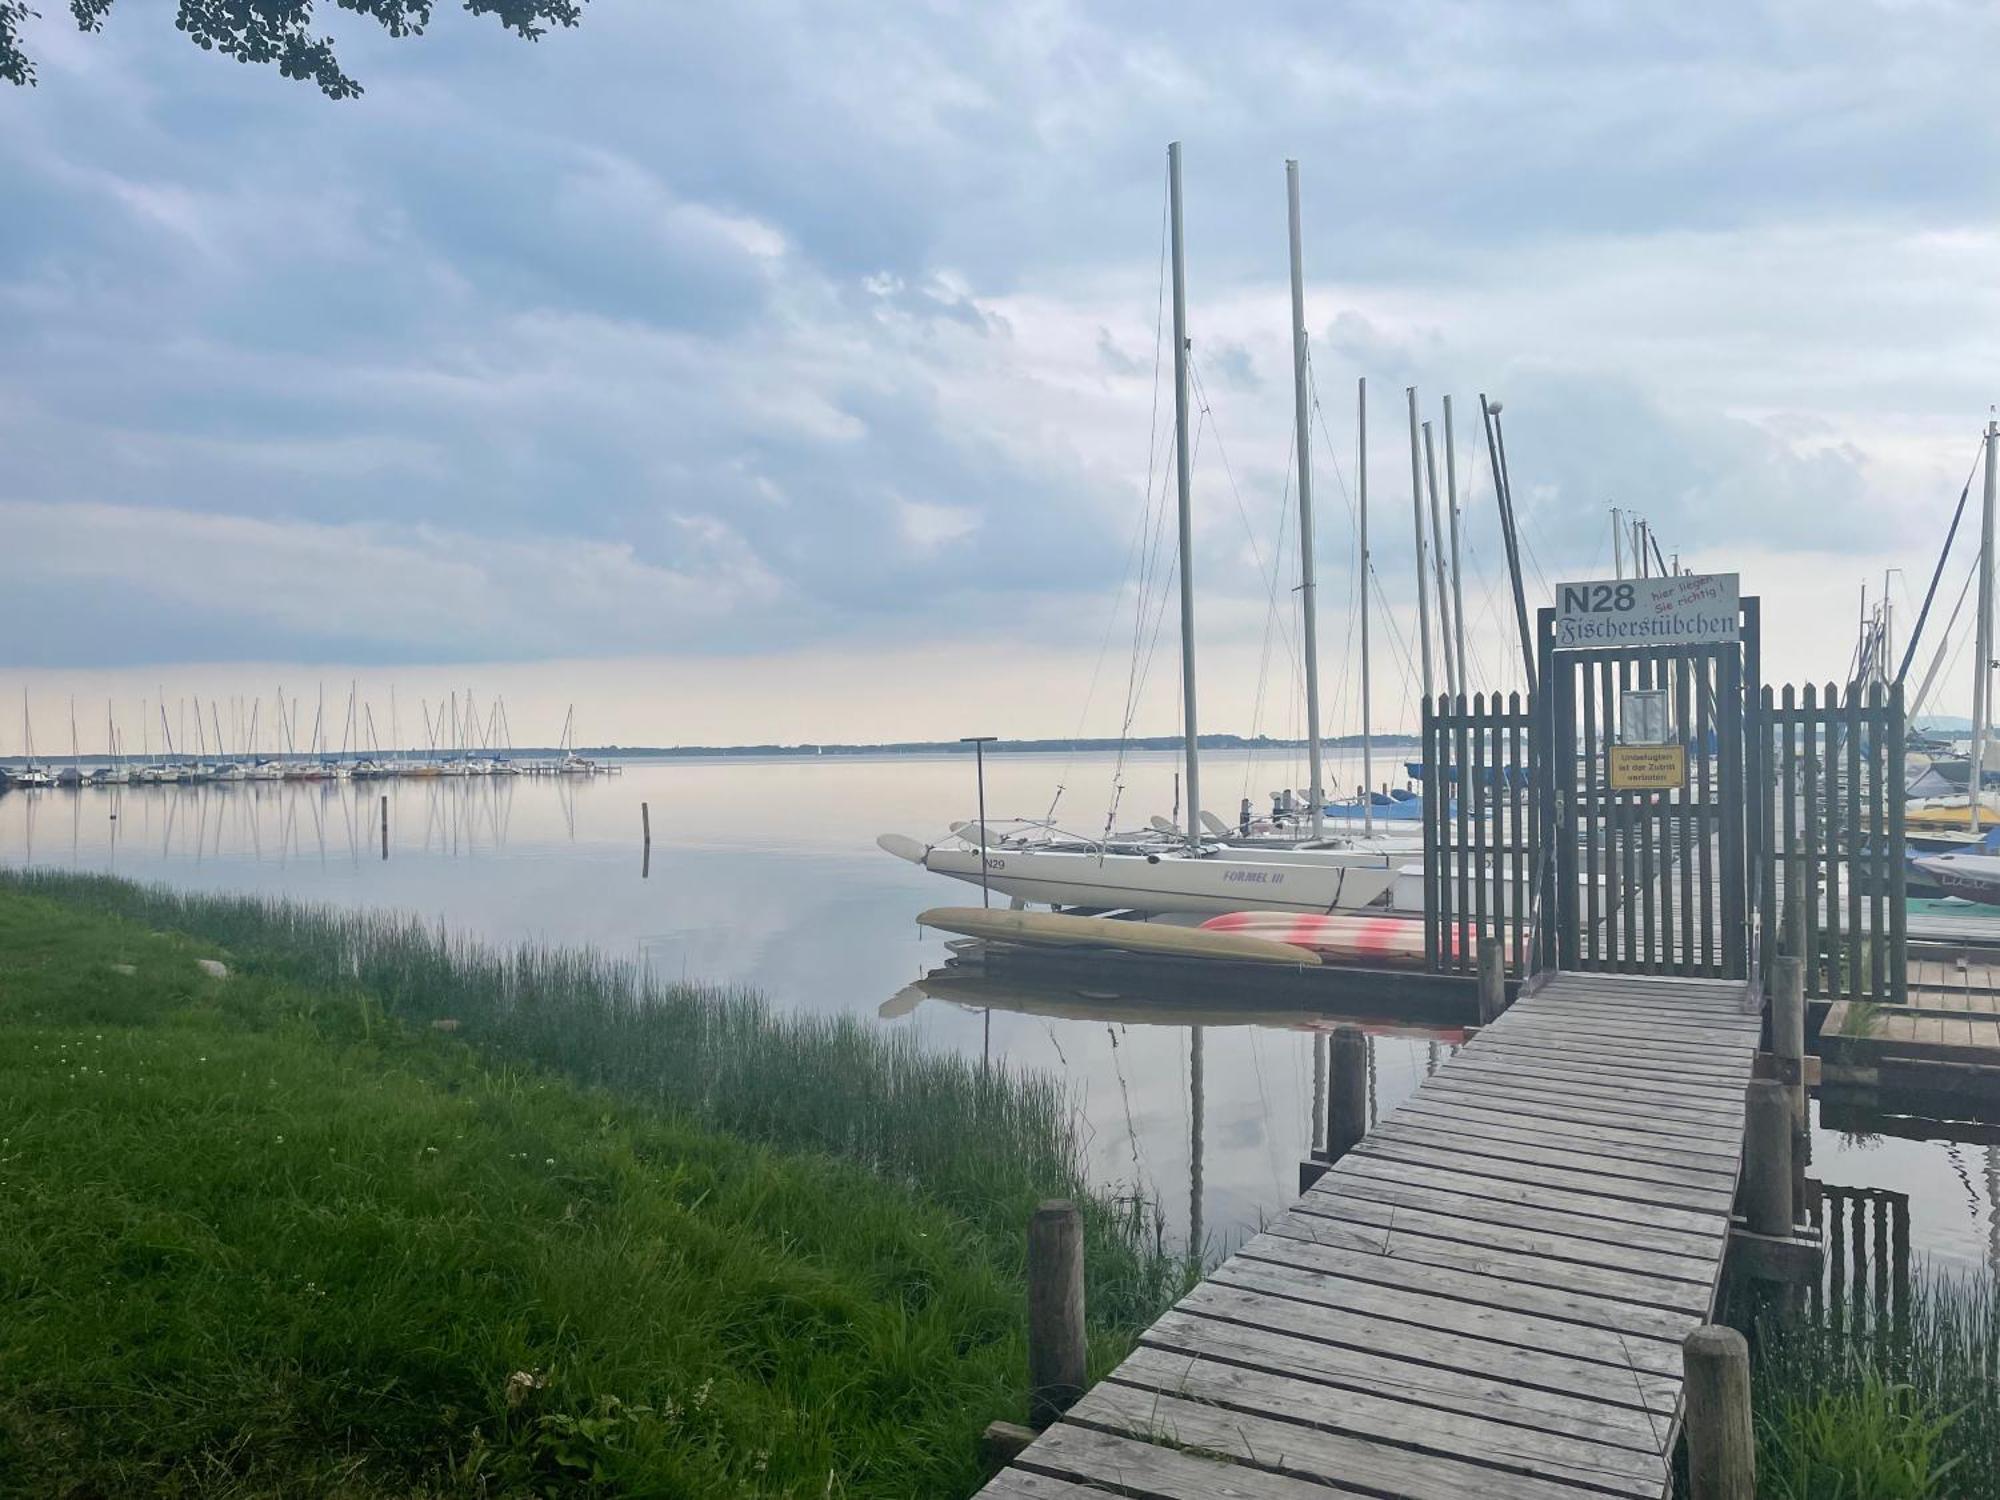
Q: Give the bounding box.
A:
[641,801,652,879]
[1026,1200,1086,1429]
[1329,1025,1368,1163]
[379,795,388,861]
[1684,1325,1756,1499]
[1477,939,1506,1024]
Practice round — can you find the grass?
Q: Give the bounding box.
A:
[0,874,1185,1496]
[1752,1268,1999,1499]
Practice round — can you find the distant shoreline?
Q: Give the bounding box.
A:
[2,733,1422,768]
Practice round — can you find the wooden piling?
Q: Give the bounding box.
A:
[1783,850,1807,964]
[1026,1200,1085,1429]
[1328,1025,1368,1163]
[1743,1078,1793,1238]
[1771,953,1808,1205]
[1683,1325,1755,1499]
[1477,939,1505,1024]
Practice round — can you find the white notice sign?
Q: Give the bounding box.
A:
[1553,573,1739,650]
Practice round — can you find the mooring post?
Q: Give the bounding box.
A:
[1683,1325,1755,1499]
[1026,1199,1086,1429]
[1744,1078,1793,1237]
[1783,850,1807,967]
[1328,1025,1368,1163]
[1477,939,1506,1024]
[1771,953,1809,1206]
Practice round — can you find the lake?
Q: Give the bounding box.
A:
[3,748,1995,1273]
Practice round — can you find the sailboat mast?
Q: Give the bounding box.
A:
[1422,421,1456,698]
[1359,378,1373,834]
[1406,387,1436,705]
[1285,160,1324,838]
[1444,396,1467,693]
[1168,140,1203,850]
[1973,417,1997,833]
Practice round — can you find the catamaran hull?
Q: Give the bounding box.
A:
[888,839,1397,916]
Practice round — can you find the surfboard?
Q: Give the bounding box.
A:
[916,907,1322,966]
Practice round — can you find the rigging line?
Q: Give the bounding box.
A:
[1244,421,1301,798]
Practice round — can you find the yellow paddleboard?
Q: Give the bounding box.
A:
[917,907,1321,966]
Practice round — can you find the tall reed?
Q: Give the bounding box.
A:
[1,869,1183,1325]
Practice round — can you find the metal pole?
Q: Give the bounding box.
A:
[1286,160,1324,839]
[1444,395,1467,695]
[1423,419,1457,698]
[1975,418,1995,834]
[1168,141,1202,850]
[1407,386,1435,705]
[1612,505,1624,579]
[963,736,997,907]
[1359,378,1374,834]
[1487,400,1537,691]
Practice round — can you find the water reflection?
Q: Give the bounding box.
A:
[2,752,1997,1267]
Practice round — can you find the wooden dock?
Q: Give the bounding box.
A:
[978,972,1762,1500]
[1822,949,2000,1106]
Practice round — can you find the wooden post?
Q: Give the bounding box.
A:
[1328,1025,1368,1163]
[1744,1079,1793,1237]
[1477,939,1506,1024]
[1683,1325,1755,1499]
[1027,1200,1085,1429]
[1783,850,1807,963]
[641,801,652,845]
[1771,953,1809,1205]
[379,795,388,861]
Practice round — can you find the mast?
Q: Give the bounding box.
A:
[1444,396,1468,694]
[1482,396,1537,691]
[1169,140,1203,849]
[1612,506,1624,579]
[1422,420,1457,698]
[1285,159,1323,837]
[1359,378,1374,834]
[1407,387,1435,705]
[1973,417,1997,833]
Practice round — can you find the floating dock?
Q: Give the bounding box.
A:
[978,972,1762,1500]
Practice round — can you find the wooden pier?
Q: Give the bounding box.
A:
[978,973,1763,1500]
[1821,946,2000,1108]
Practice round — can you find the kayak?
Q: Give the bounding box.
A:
[916,907,1322,965]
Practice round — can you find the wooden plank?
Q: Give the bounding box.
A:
[1506,990,1755,1024]
[1477,1013,1761,1058]
[976,1469,1121,1499]
[1234,1233,1699,1354]
[1390,1092,1744,1170]
[1464,1029,1754,1079]
[1503,1000,1759,1040]
[1007,1423,1369,1500]
[1365,1117,1738,1197]
[1074,1381,1631,1500]
[1108,1348,1670,1497]
[1322,1170,1725,1263]
[1967,1019,2000,1051]
[1335,1150,1731,1240]
[1424,1059,1747,1126]
[1438,1052,1748,1111]
[1352,1136,1736,1219]
[1414,1076,1744,1149]
[1263,1208,1713,1315]
[1139,1306,1668,1455]
[1529,977,1753,1009]
[1291,1189,1718,1288]
[1941,1016,1975,1047]
[1178,1280,1679,1418]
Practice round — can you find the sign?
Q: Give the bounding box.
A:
[1609,743,1687,792]
[1620,688,1672,746]
[1554,572,1739,650]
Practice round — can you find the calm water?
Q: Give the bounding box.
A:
[3,749,1996,1273]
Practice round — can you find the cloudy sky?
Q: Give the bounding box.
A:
[2,0,1996,750]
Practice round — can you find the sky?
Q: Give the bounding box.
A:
[3,0,1998,752]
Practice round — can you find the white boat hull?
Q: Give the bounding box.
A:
[882,836,1397,916]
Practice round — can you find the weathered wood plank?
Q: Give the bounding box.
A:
[1139,1305,1669,1453]
[1463,1027,1756,1078]
[1350,1138,1738,1221]
[1414,1076,1744,1147]
[1389,1093,1745,1172]
[1435,1054,1748,1115]
[1108,1347,1670,1496]
[1007,1423,1370,1500]
[1364,1117,1738,1198]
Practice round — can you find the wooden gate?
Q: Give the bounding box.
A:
[1420,692,1533,978]
[1534,599,1763,978]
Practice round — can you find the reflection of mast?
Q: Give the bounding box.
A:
[1189,1025,1205,1261]
[1988,1146,1998,1276]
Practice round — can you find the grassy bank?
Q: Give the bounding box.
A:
[0,873,1183,1496]
[1752,1268,1999,1498]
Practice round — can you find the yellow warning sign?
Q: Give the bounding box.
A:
[1608,744,1687,792]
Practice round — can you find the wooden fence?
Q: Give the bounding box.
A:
[1420,692,1534,978]
[1761,681,1906,1004]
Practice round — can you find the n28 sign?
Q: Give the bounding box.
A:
[1553,572,1739,650]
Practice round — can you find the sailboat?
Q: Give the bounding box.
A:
[879,147,1400,917]
[15,692,53,788]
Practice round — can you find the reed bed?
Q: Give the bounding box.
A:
[1752,1265,1999,1498]
[0,869,1183,1325]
